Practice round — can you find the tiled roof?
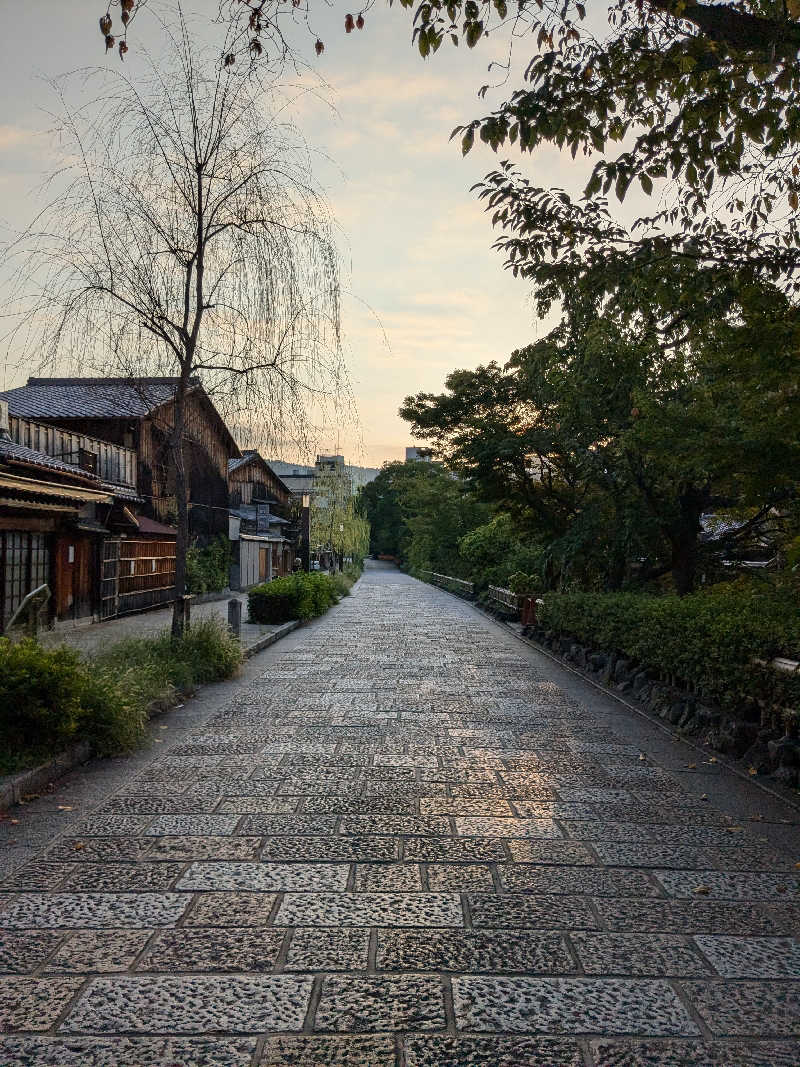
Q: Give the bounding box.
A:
[0,436,99,481]
[0,377,188,420]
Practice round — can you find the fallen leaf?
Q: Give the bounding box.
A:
[638,753,647,762]
[57,805,73,812]
[726,825,744,833]
[693,885,711,895]
[749,813,764,822]
[708,757,718,764]
[776,885,788,893]
[687,763,697,770]
[794,862,800,869]
[73,842,84,851]
[748,766,758,776]
[9,818,19,825]
[700,793,708,801]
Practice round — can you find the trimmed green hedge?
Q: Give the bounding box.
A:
[0,618,243,776]
[539,583,800,719]
[248,572,339,624]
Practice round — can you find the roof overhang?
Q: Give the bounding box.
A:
[0,472,113,506]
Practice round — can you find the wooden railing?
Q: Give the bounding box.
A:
[9,413,137,488]
[488,585,519,611]
[419,571,474,597]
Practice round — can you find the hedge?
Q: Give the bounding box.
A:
[248,572,339,624]
[539,582,800,720]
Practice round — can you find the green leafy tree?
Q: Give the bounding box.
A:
[402,279,800,594]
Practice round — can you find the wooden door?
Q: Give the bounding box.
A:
[258,547,268,582]
[55,536,93,620]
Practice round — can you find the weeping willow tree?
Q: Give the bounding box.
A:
[6,19,349,635]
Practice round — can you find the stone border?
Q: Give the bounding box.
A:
[0,619,301,812]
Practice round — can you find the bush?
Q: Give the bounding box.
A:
[0,618,244,775]
[186,536,230,594]
[539,581,800,719]
[248,572,340,624]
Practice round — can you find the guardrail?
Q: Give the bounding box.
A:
[419,571,474,597]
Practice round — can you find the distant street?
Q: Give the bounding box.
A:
[1,561,799,1065]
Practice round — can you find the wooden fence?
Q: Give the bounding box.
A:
[419,571,475,597]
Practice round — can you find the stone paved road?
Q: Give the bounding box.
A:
[2,563,800,1065]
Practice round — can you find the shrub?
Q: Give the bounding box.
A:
[539,581,800,719]
[0,617,246,775]
[186,536,230,595]
[248,572,339,624]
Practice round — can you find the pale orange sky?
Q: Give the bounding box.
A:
[0,1,593,467]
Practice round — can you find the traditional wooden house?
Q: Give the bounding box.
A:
[228,450,297,588]
[0,402,142,630]
[0,377,239,540]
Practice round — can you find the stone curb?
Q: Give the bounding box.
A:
[0,619,301,811]
[0,742,92,812]
[242,619,301,658]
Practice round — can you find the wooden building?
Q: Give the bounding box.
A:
[0,403,134,630]
[228,451,297,589]
[0,377,239,541]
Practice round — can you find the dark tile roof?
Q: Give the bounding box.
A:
[0,377,188,420]
[0,436,99,481]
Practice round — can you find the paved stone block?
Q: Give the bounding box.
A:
[261,835,398,861]
[588,1039,800,1065]
[427,864,495,891]
[512,801,599,819]
[655,870,800,901]
[0,863,74,890]
[595,899,786,935]
[354,863,423,891]
[275,892,463,927]
[506,840,597,864]
[702,846,798,872]
[0,1037,257,1066]
[239,814,340,835]
[592,842,709,869]
[184,892,277,926]
[341,816,450,836]
[45,931,151,973]
[499,864,659,897]
[455,817,561,838]
[468,893,598,929]
[62,974,313,1034]
[694,936,800,978]
[420,798,514,816]
[285,930,370,971]
[452,976,699,1034]
[404,1035,584,1066]
[571,933,712,976]
[260,1036,395,1065]
[146,836,262,860]
[314,975,445,1031]
[144,814,240,837]
[562,822,730,845]
[216,798,299,814]
[302,796,418,814]
[0,932,63,974]
[57,863,184,892]
[377,929,573,972]
[684,981,800,1036]
[136,928,284,972]
[1,893,188,929]
[98,795,223,815]
[44,838,152,862]
[176,862,349,892]
[71,815,153,836]
[0,977,82,1032]
[403,836,507,862]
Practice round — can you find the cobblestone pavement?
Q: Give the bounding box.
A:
[2,563,800,1065]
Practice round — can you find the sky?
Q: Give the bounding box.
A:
[0,0,592,467]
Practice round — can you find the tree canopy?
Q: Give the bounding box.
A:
[401,276,800,594]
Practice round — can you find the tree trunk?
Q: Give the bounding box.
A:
[668,488,707,597]
[171,382,190,639]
